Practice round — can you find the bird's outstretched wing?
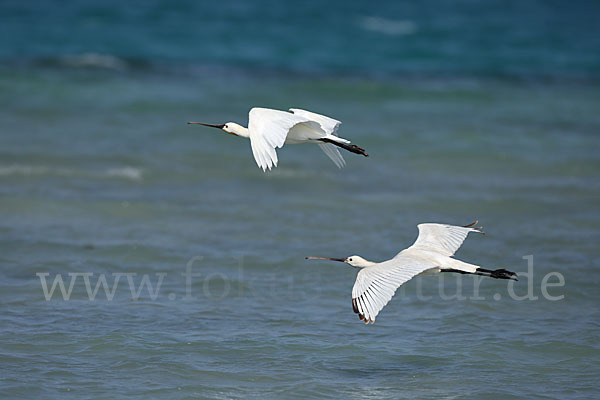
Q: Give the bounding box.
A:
[248,107,321,171]
[352,257,436,324]
[398,221,483,258]
[317,143,346,168]
[289,108,341,135]
[289,108,349,168]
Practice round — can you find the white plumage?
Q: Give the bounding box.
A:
[188,107,368,171]
[307,221,517,324]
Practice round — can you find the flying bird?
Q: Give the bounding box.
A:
[188,107,368,171]
[306,221,517,324]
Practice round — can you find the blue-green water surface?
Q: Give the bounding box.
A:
[1,1,599,399]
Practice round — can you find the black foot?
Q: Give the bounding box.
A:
[490,268,518,280]
[347,144,369,157]
[477,267,518,281]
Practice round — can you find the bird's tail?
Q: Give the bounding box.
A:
[321,135,350,144]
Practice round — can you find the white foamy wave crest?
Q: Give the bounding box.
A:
[0,164,143,181]
[105,167,143,181]
[0,165,74,176]
[359,17,417,36]
[60,53,128,70]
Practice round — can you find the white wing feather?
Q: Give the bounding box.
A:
[289,108,341,135]
[352,257,436,324]
[399,223,483,258]
[248,108,315,171]
[317,143,346,169]
[289,108,350,167]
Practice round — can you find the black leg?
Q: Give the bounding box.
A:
[318,138,369,157]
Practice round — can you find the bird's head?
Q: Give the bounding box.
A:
[187,121,246,137]
[305,255,372,268]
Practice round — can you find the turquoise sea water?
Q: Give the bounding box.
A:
[1,1,600,399]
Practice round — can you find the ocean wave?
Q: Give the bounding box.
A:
[0,164,143,181]
[105,167,143,181]
[0,165,73,177]
[359,17,417,36]
[60,53,128,70]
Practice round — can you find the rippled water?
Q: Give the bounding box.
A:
[1,1,600,399]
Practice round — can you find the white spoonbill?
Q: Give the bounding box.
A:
[306,221,517,324]
[188,107,368,171]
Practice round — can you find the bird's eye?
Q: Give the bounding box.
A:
[349,258,353,262]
